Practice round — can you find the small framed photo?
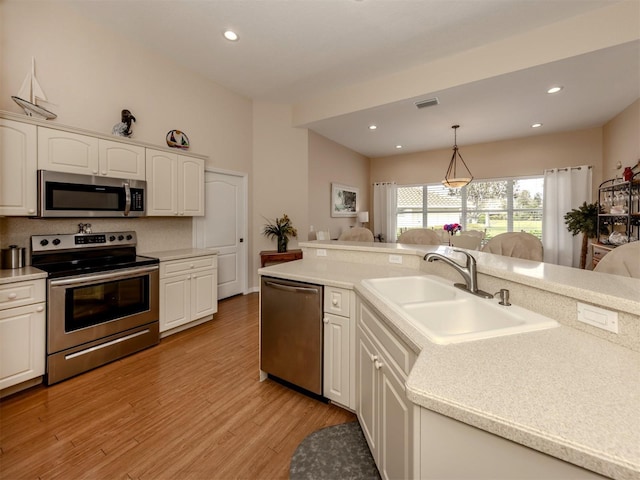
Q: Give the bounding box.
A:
[331,183,359,217]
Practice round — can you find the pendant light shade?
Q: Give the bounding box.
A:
[442,125,473,188]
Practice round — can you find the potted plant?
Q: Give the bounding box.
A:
[263,214,298,253]
[564,202,599,269]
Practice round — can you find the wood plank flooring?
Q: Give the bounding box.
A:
[0,293,355,479]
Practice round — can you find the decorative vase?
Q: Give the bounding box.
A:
[277,236,288,253]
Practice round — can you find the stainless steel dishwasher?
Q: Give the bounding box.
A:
[260,276,323,395]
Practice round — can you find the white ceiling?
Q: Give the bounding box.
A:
[64,0,639,158]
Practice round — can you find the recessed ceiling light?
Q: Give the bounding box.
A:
[395,145,402,149]
[368,125,377,130]
[547,86,563,94]
[531,123,543,128]
[223,30,239,41]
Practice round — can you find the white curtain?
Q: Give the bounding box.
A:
[373,182,397,242]
[542,166,592,267]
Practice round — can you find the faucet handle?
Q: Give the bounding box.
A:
[495,288,511,306]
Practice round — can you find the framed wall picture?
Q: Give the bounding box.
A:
[331,183,359,217]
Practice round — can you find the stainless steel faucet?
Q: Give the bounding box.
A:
[423,249,493,299]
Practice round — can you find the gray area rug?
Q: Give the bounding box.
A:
[289,421,381,480]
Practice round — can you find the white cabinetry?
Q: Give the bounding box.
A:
[38,127,145,180]
[323,286,355,409]
[159,255,217,335]
[146,149,204,216]
[0,119,37,216]
[356,298,416,480]
[0,279,46,391]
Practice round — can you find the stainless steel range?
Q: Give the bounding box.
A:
[31,230,159,385]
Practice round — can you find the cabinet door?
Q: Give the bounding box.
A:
[0,303,45,390]
[357,326,379,462]
[146,149,178,216]
[324,312,350,407]
[0,119,37,216]
[99,139,145,180]
[179,156,204,216]
[160,275,190,332]
[38,127,99,175]
[191,269,217,319]
[379,361,413,480]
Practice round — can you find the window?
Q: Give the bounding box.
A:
[396,176,544,241]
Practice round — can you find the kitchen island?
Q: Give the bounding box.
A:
[259,241,640,480]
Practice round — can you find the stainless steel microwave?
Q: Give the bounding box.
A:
[38,170,146,218]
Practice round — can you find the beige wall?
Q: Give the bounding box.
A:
[308,132,370,240]
[252,102,309,287]
[371,127,604,199]
[603,99,640,181]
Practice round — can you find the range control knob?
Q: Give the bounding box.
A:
[52,238,61,246]
[109,235,116,242]
[40,239,49,246]
[126,234,133,240]
[118,235,124,241]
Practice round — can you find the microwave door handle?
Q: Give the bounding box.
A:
[123,183,131,216]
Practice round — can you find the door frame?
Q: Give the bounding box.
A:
[193,166,249,296]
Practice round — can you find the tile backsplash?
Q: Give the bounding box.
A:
[0,217,193,262]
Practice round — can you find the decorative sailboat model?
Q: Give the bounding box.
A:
[11,57,57,120]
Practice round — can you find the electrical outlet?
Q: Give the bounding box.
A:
[389,254,403,264]
[316,249,327,257]
[577,302,618,333]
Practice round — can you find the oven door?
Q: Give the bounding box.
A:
[47,265,159,354]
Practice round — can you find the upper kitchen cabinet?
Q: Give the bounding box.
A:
[146,149,204,216]
[38,127,145,180]
[0,119,38,216]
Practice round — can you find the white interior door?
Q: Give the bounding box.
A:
[193,169,247,299]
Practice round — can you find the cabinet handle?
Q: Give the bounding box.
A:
[92,170,99,174]
[28,209,35,214]
[323,317,329,324]
[36,306,44,312]
[332,298,339,306]
[370,354,378,363]
[8,293,17,300]
[101,171,107,175]
[374,360,383,370]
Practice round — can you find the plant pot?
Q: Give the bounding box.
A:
[277,236,288,253]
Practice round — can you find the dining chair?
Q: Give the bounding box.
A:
[397,228,441,245]
[464,229,486,239]
[338,227,374,242]
[593,241,640,278]
[481,232,543,261]
[450,234,482,250]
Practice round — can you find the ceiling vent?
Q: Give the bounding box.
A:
[415,97,439,109]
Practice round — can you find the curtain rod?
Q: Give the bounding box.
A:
[544,165,593,173]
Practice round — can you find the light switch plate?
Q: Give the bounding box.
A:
[577,302,618,334]
[389,254,403,264]
[316,249,327,257]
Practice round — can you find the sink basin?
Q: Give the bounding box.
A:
[360,275,558,344]
[361,275,461,304]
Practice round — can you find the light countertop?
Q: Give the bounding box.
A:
[0,266,47,285]
[259,258,640,480]
[141,248,218,262]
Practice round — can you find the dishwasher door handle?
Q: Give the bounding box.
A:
[265,280,320,294]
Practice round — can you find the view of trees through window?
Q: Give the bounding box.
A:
[396,177,544,241]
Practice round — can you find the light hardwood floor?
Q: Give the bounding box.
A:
[0,293,356,479]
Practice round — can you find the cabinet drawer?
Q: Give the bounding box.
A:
[324,286,351,317]
[0,280,46,310]
[360,301,414,377]
[161,255,217,276]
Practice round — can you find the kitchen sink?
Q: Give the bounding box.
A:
[360,275,558,344]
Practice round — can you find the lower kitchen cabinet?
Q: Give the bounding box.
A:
[159,254,218,335]
[356,298,417,480]
[0,279,46,391]
[323,286,355,410]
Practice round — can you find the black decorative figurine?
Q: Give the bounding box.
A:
[112,109,136,137]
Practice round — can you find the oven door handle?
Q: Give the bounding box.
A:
[49,265,158,287]
[123,182,132,217]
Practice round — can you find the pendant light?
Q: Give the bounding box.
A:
[442,125,473,188]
